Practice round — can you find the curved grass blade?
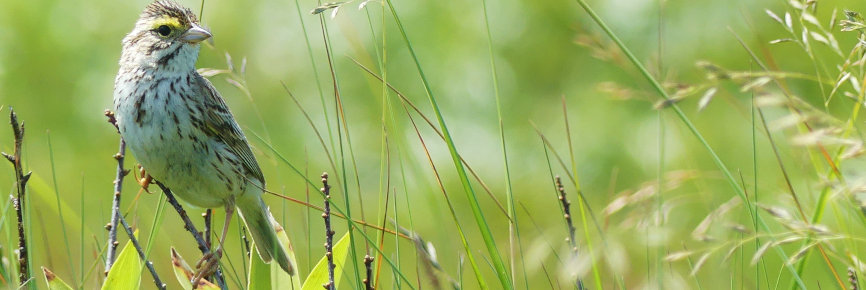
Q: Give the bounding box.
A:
[301,232,351,290]
[41,267,72,290]
[170,248,218,290]
[252,131,415,289]
[271,220,302,289]
[248,247,272,290]
[385,0,511,287]
[102,232,141,290]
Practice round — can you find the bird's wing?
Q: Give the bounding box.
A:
[195,74,265,183]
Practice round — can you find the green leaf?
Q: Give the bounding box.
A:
[41,267,73,290]
[301,232,350,290]
[102,232,141,290]
[248,247,272,290]
[271,220,301,289]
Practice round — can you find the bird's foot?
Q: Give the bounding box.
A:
[191,249,222,288]
[136,165,153,194]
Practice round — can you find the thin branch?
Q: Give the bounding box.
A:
[555,177,577,252]
[204,209,213,250]
[104,110,127,273]
[3,108,31,286]
[363,255,374,290]
[116,215,166,290]
[203,209,214,283]
[321,172,335,290]
[156,182,227,290]
[555,176,583,290]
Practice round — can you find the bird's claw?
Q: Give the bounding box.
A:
[136,165,153,194]
[191,249,222,288]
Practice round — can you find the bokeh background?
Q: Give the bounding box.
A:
[0,0,864,288]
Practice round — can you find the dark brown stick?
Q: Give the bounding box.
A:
[363,255,374,290]
[156,182,227,290]
[203,209,213,249]
[555,176,583,290]
[321,172,335,290]
[555,176,577,251]
[202,209,215,282]
[3,108,31,286]
[117,215,166,289]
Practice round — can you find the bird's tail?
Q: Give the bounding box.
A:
[236,194,293,275]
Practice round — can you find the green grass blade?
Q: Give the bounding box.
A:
[385,0,511,288]
[479,0,525,285]
[144,194,167,263]
[101,232,141,290]
[561,99,602,289]
[316,11,364,288]
[400,98,486,289]
[248,247,272,290]
[293,0,336,162]
[46,133,76,287]
[272,220,302,289]
[251,132,415,289]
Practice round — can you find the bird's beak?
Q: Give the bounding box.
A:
[181,24,212,44]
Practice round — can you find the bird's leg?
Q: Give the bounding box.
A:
[135,165,153,194]
[191,204,234,287]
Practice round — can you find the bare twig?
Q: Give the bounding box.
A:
[363,255,374,290]
[117,215,166,289]
[104,110,127,274]
[203,209,213,249]
[156,182,227,290]
[555,176,584,290]
[104,139,126,273]
[3,108,31,286]
[555,176,577,251]
[202,209,215,282]
[321,172,335,290]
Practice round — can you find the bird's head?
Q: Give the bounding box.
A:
[120,1,211,72]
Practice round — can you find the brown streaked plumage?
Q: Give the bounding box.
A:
[112,0,292,280]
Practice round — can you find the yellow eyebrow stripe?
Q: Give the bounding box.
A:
[151,15,183,30]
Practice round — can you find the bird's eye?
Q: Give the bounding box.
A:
[157,25,171,37]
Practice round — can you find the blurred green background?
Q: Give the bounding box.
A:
[0,0,865,288]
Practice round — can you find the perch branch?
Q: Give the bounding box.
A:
[3,108,31,286]
[363,255,374,290]
[321,172,335,290]
[104,110,127,273]
[117,215,166,289]
[156,182,228,290]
